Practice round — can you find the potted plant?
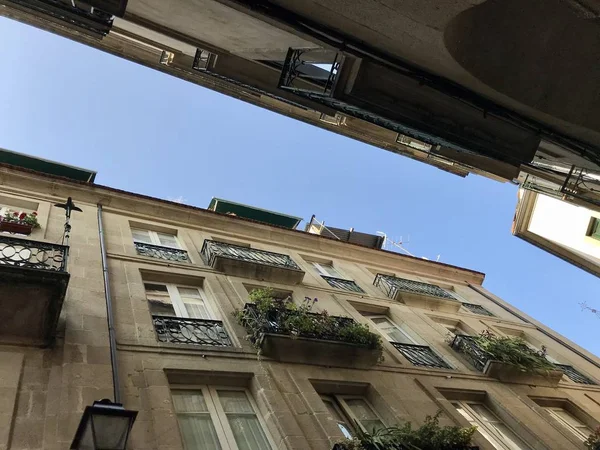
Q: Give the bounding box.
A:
[235,288,383,367]
[333,412,478,450]
[0,210,40,235]
[585,426,600,450]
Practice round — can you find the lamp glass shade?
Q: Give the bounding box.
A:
[92,414,131,449]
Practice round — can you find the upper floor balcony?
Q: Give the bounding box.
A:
[0,235,69,346]
[200,240,305,284]
[449,335,586,387]
[373,274,462,312]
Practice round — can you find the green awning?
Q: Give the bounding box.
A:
[208,198,302,229]
[0,148,96,182]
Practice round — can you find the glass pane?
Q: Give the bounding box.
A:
[132,229,152,243]
[345,399,378,421]
[471,404,498,423]
[149,299,176,316]
[185,302,211,320]
[178,287,202,298]
[92,414,130,449]
[372,318,413,344]
[218,391,254,413]
[158,233,179,248]
[145,283,169,294]
[227,415,272,450]
[490,422,528,450]
[173,392,209,413]
[322,397,354,438]
[454,404,476,424]
[178,415,222,450]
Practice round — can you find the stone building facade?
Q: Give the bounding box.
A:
[1,158,600,450]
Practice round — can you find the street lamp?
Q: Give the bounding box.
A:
[70,399,138,450]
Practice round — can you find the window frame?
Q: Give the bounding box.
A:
[321,394,385,435]
[144,282,219,320]
[369,315,419,345]
[543,406,592,442]
[453,401,531,450]
[172,386,277,450]
[132,228,181,249]
[311,261,344,279]
[587,217,600,241]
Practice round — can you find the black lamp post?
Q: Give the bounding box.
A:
[70,399,138,450]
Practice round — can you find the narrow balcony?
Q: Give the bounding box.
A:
[461,302,494,316]
[374,274,461,312]
[391,342,452,369]
[321,275,364,293]
[201,240,305,284]
[554,364,597,385]
[450,335,565,387]
[152,316,233,347]
[238,303,382,368]
[0,235,69,346]
[134,241,190,263]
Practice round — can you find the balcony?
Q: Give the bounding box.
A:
[461,302,494,316]
[321,275,364,293]
[0,235,69,346]
[239,303,382,368]
[391,342,452,369]
[152,316,233,347]
[555,364,597,385]
[134,242,190,263]
[450,335,565,387]
[201,240,305,284]
[374,274,461,312]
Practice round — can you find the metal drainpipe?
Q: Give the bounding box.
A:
[97,204,121,403]
[468,283,600,371]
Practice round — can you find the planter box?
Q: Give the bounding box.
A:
[0,220,33,235]
[259,333,380,368]
[484,360,565,387]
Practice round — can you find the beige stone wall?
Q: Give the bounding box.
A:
[1,167,599,449]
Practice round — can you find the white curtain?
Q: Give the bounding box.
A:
[218,391,271,450]
[173,392,222,450]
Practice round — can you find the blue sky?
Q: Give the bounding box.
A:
[1,17,598,356]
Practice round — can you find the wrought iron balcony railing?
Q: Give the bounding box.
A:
[321,276,365,293]
[374,274,456,300]
[201,240,301,270]
[391,342,452,369]
[134,242,190,263]
[461,302,494,316]
[450,335,489,372]
[0,235,68,272]
[242,303,356,342]
[555,364,597,385]
[152,316,233,347]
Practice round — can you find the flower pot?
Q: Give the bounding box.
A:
[0,220,33,235]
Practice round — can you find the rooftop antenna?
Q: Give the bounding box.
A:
[376,231,441,262]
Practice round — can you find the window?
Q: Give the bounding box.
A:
[543,407,592,441]
[588,217,600,241]
[173,387,274,450]
[370,316,417,345]
[453,402,530,450]
[321,395,384,436]
[132,228,180,248]
[144,283,217,320]
[192,48,217,71]
[312,262,343,278]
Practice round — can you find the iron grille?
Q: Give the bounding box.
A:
[241,303,356,342]
[152,316,233,347]
[201,240,301,270]
[6,0,114,37]
[374,273,456,300]
[321,276,364,293]
[461,303,494,316]
[555,364,597,385]
[0,235,68,272]
[449,335,490,372]
[278,48,341,95]
[134,242,190,263]
[391,342,452,369]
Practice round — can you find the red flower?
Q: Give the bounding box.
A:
[13,212,18,217]
[32,211,38,216]
[19,212,27,220]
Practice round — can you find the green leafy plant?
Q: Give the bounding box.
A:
[334,412,477,450]
[235,288,383,359]
[2,210,40,228]
[473,330,555,374]
[585,426,600,450]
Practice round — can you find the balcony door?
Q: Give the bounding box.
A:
[144,283,217,320]
[370,316,417,345]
